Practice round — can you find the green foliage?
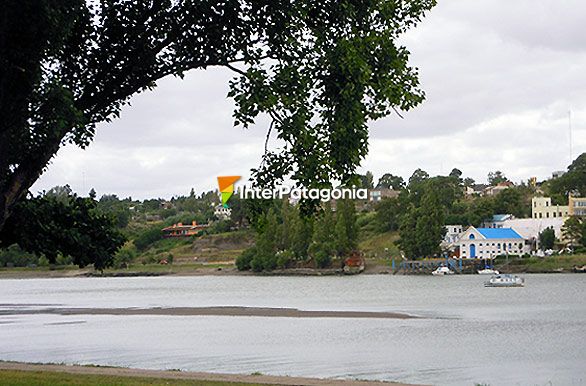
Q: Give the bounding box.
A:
[0,0,436,232]
[376,173,405,190]
[562,216,585,246]
[539,227,556,250]
[236,246,257,271]
[276,250,294,269]
[0,244,38,267]
[308,203,337,264]
[252,209,279,271]
[209,220,233,234]
[133,225,163,251]
[1,192,126,270]
[97,194,132,228]
[358,172,375,189]
[549,152,586,197]
[113,244,137,268]
[487,171,508,185]
[314,250,332,269]
[334,199,358,256]
[396,189,445,259]
[493,188,528,218]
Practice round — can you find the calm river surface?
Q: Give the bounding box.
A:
[0,274,584,385]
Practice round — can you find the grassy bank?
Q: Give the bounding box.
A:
[0,362,412,386]
[497,254,586,273]
[0,369,266,386]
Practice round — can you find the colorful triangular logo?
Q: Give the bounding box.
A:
[217,176,241,208]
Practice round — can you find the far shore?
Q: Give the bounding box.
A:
[0,361,423,386]
[1,253,585,279]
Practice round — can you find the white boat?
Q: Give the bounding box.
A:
[478,268,500,275]
[432,266,454,276]
[484,274,524,287]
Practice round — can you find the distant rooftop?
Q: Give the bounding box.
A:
[491,214,513,222]
[477,228,523,239]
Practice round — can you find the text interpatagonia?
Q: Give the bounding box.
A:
[239,185,368,202]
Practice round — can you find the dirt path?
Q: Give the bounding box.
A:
[0,361,422,385]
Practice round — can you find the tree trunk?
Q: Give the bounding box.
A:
[0,138,62,235]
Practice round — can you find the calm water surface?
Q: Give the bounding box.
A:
[0,274,584,385]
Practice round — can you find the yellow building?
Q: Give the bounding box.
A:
[569,196,586,216]
[531,197,569,219]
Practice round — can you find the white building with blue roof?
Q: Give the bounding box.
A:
[458,226,528,259]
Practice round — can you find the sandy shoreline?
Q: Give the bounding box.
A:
[0,305,419,319]
[0,361,422,385]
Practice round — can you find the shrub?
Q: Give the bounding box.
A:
[236,247,257,271]
[37,255,50,267]
[56,253,73,266]
[276,250,294,269]
[113,244,136,268]
[314,251,332,268]
[0,244,38,267]
[262,254,277,271]
[250,256,264,272]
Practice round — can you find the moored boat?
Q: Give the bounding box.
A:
[432,266,454,276]
[484,274,524,287]
[478,268,500,275]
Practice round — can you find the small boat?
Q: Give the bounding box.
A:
[478,268,500,275]
[484,274,524,287]
[432,266,454,276]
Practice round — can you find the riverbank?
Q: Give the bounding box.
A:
[1,254,585,279]
[0,361,419,386]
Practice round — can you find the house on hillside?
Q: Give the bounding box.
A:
[532,196,569,219]
[482,214,514,228]
[368,188,399,202]
[214,204,232,220]
[458,227,529,259]
[483,181,514,196]
[569,196,586,217]
[443,225,463,245]
[162,221,208,237]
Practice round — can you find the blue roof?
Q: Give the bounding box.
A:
[477,228,522,239]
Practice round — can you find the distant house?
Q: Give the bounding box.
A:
[443,225,463,245]
[465,184,487,196]
[569,196,586,217]
[368,188,399,202]
[481,214,514,228]
[551,170,565,179]
[458,227,529,259]
[483,181,514,196]
[214,204,232,220]
[531,197,569,219]
[162,221,208,237]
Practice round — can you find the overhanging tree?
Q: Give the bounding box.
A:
[0,0,435,231]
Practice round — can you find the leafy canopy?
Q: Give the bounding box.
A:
[0,0,436,230]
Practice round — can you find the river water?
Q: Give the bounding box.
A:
[0,274,584,385]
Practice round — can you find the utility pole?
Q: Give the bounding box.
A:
[569,110,573,164]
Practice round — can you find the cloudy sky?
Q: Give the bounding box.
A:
[33,0,586,199]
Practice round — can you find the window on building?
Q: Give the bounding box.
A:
[498,243,501,249]
[539,213,542,218]
[469,234,475,240]
[553,212,556,217]
[546,212,549,218]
